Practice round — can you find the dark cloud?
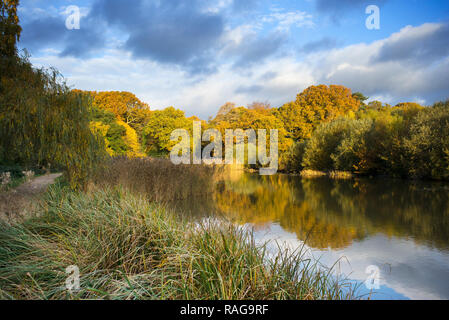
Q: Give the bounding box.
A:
[373,22,449,66]
[232,32,286,69]
[91,0,224,72]
[20,12,106,58]
[19,0,224,72]
[301,37,337,53]
[20,16,66,52]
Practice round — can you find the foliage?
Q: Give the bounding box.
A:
[78,90,152,129]
[404,102,449,179]
[0,0,21,61]
[210,105,293,167]
[276,85,361,140]
[142,107,194,155]
[0,58,106,189]
[301,118,352,171]
[86,98,146,158]
[0,1,106,189]
[292,101,449,180]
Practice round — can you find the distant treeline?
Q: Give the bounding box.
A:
[287,101,449,180]
[75,86,449,180]
[1,1,448,185]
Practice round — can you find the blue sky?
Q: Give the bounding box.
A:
[18,0,449,118]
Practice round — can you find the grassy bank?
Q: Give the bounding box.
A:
[0,180,356,300]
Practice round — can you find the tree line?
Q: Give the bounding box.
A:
[2,0,448,185]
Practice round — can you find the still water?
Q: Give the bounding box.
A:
[173,171,449,300]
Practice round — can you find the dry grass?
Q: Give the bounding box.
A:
[92,157,222,203]
[0,182,357,300]
[329,171,353,179]
[300,170,327,178]
[300,170,353,180]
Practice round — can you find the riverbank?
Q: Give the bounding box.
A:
[0,180,357,300]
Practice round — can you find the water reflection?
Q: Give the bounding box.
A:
[172,172,449,299]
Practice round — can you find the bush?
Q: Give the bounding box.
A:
[295,101,449,180]
[332,118,373,172]
[302,118,351,171]
[404,103,449,180]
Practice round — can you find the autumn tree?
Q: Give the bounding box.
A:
[210,105,292,167]
[276,85,361,141]
[248,101,271,112]
[0,0,21,59]
[90,106,145,158]
[215,102,236,119]
[0,2,106,189]
[352,92,369,104]
[142,107,193,155]
[89,91,151,130]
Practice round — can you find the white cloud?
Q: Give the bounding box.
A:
[261,10,315,31]
[252,225,449,300]
[29,22,449,119]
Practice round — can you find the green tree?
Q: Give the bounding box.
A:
[142,107,192,155]
[404,102,449,180]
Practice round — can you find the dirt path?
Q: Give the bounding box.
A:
[0,173,62,223]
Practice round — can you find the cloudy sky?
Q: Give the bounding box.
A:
[18,0,449,119]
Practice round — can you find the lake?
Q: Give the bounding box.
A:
[173,170,449,300]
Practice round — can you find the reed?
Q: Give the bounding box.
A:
[92,157,221,203]
[0,182,357,300]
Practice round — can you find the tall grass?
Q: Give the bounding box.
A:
[0,182,357,300]
[92,157,221,202]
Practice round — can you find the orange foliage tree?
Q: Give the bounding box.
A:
[276,85,361,141]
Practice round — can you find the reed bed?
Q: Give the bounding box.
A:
[328,171,353,179]
[0,181,357,300]
[300,170,327,178]
[92,157,221,202]
[300,170,353,179]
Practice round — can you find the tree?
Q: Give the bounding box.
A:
[0,0,21,59]
[142,107,193,155]
[404,102,449,180]
[88,91,151,129]
[215,102,236,119]
[276,85,361,141]
[352,92,369,104]
[209,105,292,168]
[1,4,106,189]
[248,101,271,112]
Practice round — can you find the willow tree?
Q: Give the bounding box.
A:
[0,0,106,189]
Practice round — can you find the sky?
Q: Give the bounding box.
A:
[17,0,449,119]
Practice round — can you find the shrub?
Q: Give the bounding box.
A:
[404,102,449,180]
[302,118,350,171]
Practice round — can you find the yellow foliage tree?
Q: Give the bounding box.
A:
[276,85,361,140]
[116,120,146,158]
